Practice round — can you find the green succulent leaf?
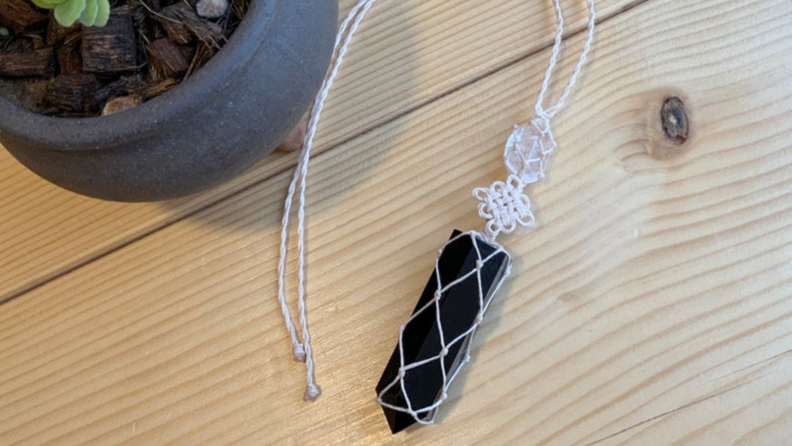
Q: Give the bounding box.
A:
[79,0,98,26]
[54,0,87,27]
[93,0,110,27]
[30,0,69,9]
[31,0,109,27]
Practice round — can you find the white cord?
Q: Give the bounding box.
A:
[536,0,597,120]
[278,0,379,402]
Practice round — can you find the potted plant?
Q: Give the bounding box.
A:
[0,0,337,201]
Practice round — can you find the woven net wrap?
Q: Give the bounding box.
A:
[376,231,511,430]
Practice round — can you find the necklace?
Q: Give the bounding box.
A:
[276,0,597,433]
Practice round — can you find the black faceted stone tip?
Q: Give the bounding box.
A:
[376,230,511,434]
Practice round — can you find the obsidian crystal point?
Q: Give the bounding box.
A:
[376,230,511,434]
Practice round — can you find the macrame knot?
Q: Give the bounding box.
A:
[531,111,552,134]
[304,383,321,401]
[293,344,306,362]
[473,175,535,240]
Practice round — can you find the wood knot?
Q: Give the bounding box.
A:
[641,92,692,160]
[660,97,689,145]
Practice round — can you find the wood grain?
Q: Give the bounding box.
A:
[0,0,635,301]
[1,0,792,445]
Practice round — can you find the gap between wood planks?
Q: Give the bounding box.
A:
[0,0,653,307]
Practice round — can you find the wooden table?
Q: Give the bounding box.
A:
[1,0,791,444]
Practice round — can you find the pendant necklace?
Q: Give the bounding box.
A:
[276,0,597,434]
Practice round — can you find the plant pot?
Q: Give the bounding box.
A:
[0,0,338,202]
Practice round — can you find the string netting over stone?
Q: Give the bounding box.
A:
[375,231,512,433]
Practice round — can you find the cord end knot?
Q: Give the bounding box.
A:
[293,344,306,362]
[531,112,552,134]
[304,383,322,401]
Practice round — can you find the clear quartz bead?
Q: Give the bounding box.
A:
[503,121,556,184]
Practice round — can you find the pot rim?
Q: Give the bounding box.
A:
[0,0,280,152]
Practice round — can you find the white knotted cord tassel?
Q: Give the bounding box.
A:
[278,0,380,402]
[481,0,596,241]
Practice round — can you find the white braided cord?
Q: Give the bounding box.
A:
[277,0,379,401]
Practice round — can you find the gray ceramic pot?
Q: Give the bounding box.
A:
[0,0,337,202]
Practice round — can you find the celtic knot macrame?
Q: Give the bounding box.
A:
[473,175,535,240]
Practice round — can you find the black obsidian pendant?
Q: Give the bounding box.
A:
[376,230,511,434]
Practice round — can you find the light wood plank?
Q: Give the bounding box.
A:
[1,0,792,444]
[581,364,792,446]
[0,0,635,300]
